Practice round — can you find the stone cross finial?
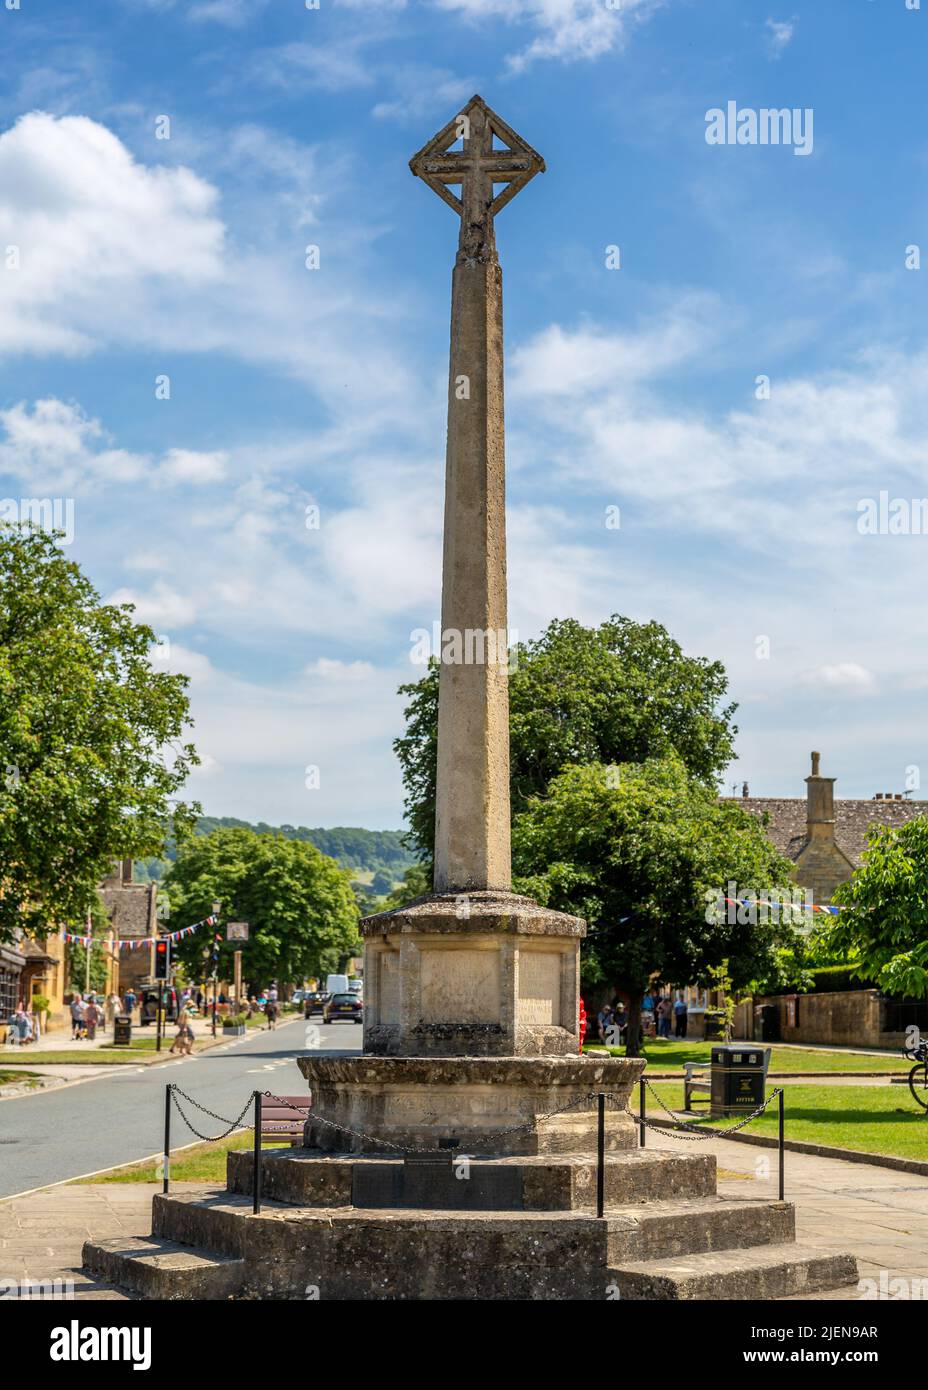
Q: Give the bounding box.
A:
[811,751,821,776]
[410,95,545,263]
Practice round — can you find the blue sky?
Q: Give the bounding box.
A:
[2,0,928,829]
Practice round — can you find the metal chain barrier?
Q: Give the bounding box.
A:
[169,1085,255,1142]
[630,1078,785,1142]
[159,1076,788,1214]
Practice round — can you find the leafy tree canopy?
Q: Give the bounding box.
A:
[512,758,800,1054]
[826,817,928,998]
[395,615,738,863]
[0,527,198,941]
[163,827,360,987]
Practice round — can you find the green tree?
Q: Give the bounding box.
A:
[164,827,360,988]
[0,527,198,941]
[381,862,432,911]
[512,758,800,1055]
[826,816,928,998]
[66,895,112,994]
[395,616,737,864]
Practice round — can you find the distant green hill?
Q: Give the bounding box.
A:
[135,819,417,888]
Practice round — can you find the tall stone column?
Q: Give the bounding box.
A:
[434,248,511,893]
[300,97,640,1152]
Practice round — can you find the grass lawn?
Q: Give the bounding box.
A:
[584,1039,909,1073]
[73,1133,291,1184]
[647,1081,928,1162]
[0,1035,217,1066]
[0,1069,42,1086]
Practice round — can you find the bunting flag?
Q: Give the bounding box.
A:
[61,913,219,950]
[718,896,842,916]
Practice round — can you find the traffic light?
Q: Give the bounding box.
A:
[154,939,170,980]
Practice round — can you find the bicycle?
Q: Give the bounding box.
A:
[904,1040,928,1111]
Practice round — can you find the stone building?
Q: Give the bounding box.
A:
[1,859,158,1036]
[729,752,928,1048]
[728,751,926,907]
[98,859,159,998]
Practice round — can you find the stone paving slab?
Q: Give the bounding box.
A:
[649,1129,928,1299]
[0,1182,212,1298]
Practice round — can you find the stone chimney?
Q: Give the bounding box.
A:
[805,750,836,842]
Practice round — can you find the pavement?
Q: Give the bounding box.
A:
[649,1127,928,1298]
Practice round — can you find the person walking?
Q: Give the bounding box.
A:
[169,1006,195,1057]
[658,995,672,1038]
[84,996,100,1041]
[70,993,86,1040]
[265,995,279,1031]
[673,993,688,1039]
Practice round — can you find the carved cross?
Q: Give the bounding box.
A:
[409,94,545,263]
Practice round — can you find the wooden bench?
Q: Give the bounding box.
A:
[257,1095,311,1147]
[684,1047,771,1112]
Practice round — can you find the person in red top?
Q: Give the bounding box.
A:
[578,998,587,1053]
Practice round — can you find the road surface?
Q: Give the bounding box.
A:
[0,1016,362,1198]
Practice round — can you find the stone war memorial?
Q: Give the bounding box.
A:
[84,97,857,1301]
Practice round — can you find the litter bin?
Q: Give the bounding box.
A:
[710,1044,766,1117]
[113,1014,133,1046]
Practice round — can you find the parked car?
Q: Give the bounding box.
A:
[347,979,363,994]
[303,991,327,1019]
[323,992,363,1025]
[139,987,178,1025]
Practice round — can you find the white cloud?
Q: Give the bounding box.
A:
[0,113,225,355]
[764,17,796,59]
[803,663,876,694]
[305,658,377,680]
[160,449,229,485]
[432,0,663,71]
[108,580,198,628]
[0,399,230,492]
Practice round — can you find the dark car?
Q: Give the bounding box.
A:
[139,987,178,1025]
[323,992,363,1025]
[303,991,327,1018]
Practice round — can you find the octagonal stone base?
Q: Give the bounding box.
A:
[360,891,585,1057]
[298,1054,644,1156]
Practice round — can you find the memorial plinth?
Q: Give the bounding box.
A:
[361,891,584,1056]
[299,1054,642,1155]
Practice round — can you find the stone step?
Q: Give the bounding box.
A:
[225,1144,718,1211]
[82,1235,245,1300]
[608,1243,858,1301]
[606,1198,794,1263]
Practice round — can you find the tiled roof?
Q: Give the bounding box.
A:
[99,882,156,937]
[723,796,928,867]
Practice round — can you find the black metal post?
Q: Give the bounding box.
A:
[596,1092,605,1218]
[163,1084,171,1194]
[253,1091,262,1215]
[212,979,217,1037]
[778,1088,785,1200]
[639,1077,646,1148]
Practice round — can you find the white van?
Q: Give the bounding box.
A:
[325,974,349,997]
